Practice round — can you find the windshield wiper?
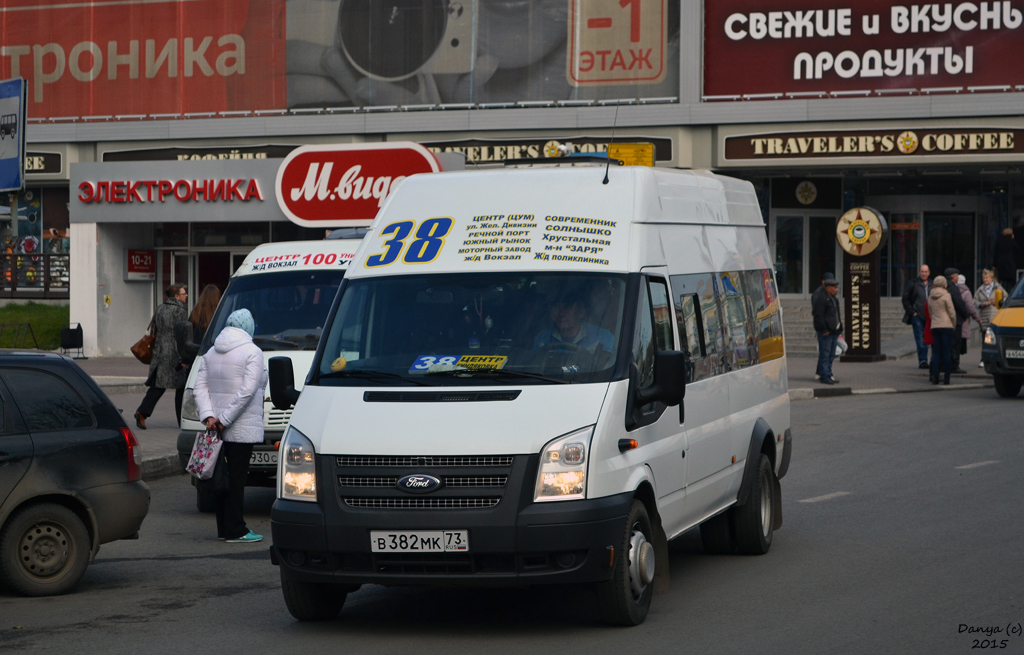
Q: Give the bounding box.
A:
[424,368,569,384]
[252,336,300,351]
[320,369,429,386]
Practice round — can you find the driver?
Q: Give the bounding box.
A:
[533,290,614,354]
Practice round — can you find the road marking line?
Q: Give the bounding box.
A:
[955,460,1000,470]
[798,491,851,503]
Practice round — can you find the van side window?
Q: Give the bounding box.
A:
[647,277,674,352]
[1,370,94,432]
[669,273,724,381]
[720,272,755,369]
[632,280,656,390]
[746,269,784,362]
[676,294,703,361]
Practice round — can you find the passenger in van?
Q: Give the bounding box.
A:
[533,290,614,354]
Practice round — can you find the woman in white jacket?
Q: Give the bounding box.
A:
[194,309,268,543]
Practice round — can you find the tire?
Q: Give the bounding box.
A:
[596,499,655,626]
[0,503,91,597]
[281,573,347,621]
[993,374,1022,398]
[700,510,736,554]
[195,479,216,513]
[732,454,774,555]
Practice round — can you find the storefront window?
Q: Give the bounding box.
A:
[155,223,188,248]
[192,222,269,248]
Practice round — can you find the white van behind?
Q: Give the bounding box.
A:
[176,234,364,511]
[268,164,792,626]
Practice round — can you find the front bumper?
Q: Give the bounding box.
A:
[270,453,632,587]
[981,326,1024,376]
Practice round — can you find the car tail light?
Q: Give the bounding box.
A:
[122,427,142,481]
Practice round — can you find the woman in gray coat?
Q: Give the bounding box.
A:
[134,284,189,429]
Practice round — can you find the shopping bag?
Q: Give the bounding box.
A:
[186,430,222,480]
[835,335,849,357]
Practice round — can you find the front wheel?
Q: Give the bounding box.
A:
[281,573,347,621]
[732,454,775,555]
[596,499,655,626]
[0,503,91,596]
[993,374,1022,398]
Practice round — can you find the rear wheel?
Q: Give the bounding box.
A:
[281,573,347,621]
[993,374,1022,398]
[700,510,736,554]
[0,503,91,596]
[733,454,774,555]
[596,500,655,626]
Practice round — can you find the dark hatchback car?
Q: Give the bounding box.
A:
[0,351,150,596]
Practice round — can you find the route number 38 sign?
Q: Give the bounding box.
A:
[568,0,667,86]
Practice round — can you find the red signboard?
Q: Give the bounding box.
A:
[0,0,285,118]
[275,143,441,227]
[125,249,155,281]
[704,1,1024,99]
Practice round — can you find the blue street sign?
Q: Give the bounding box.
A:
[0,77,27,193]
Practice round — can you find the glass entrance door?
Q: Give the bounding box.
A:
[925,213,975,287]
[887,213,920,298]
[774,215,803,294]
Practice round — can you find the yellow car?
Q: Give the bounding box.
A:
[981,281,1024,397]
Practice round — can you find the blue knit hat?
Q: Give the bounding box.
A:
[226,308,255,336]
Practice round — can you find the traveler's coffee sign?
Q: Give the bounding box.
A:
[836,206,887,257]
[839,206,887,363]
[276,143,441,227]
[725,127,1021,160]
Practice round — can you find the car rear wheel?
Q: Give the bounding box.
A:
[0,503,90,596]
[993,374,1022,398]
[281,573,347,621]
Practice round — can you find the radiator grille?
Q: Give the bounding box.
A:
[266,407,292,427]
[339,476,508,488]
[336,455,514,467]
[344,497,500,509]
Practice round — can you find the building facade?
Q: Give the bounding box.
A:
[6,0,1023,355]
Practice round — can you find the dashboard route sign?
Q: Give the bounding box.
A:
[567,0,667,86]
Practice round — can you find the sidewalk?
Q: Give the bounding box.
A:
[75,344,994,482]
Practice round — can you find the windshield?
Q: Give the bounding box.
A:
[315,272,627,385]
[201,269,346,353]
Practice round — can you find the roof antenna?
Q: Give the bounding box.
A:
[602,102,620,185]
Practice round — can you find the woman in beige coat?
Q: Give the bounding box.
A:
[928,276,957,385]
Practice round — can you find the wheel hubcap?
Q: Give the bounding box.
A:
[759,469,772,536]
[627,527,655,599]
[19,522,70,578]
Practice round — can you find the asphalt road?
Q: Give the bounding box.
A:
[1,389,1022,654]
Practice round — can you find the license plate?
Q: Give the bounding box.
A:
[370,530,469,553]
[249,451,278,466]
[1005,349,1024,359]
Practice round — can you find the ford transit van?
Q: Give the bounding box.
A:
[176,236,364,511]
[268,164,793,626]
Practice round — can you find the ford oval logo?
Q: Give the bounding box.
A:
[397,474,441,494]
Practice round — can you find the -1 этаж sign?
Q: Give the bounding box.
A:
[567,0,667,85]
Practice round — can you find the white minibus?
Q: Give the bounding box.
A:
[268,164,792,626]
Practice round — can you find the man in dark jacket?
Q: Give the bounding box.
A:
[944,267,970,374]
[994,227,1020,289]
[902,264,931,369]
[812,273,842,385]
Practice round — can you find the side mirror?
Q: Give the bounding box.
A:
[269,356,300,410]
[636,351,686,407]
[175,320,199,362]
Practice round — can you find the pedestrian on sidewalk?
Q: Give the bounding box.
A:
[955,274,981,370]
[812,273,842,385]
[974,268,1005,367]
[928,276,956,386]
[134,284,188,429]
[944,267,971,374]
[182,284,221,368]
[194,308,267,544]
[902,264,931,369]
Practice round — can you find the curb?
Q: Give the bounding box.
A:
[141,453,185,482]
[789,381,992,400]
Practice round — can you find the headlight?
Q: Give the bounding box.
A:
[181,388,199,422]
[280,426,317,502]
[534,426,594,502]
[984,327,997,345]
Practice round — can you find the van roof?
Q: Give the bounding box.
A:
[346,167,764,277]
[233,238,364,277]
